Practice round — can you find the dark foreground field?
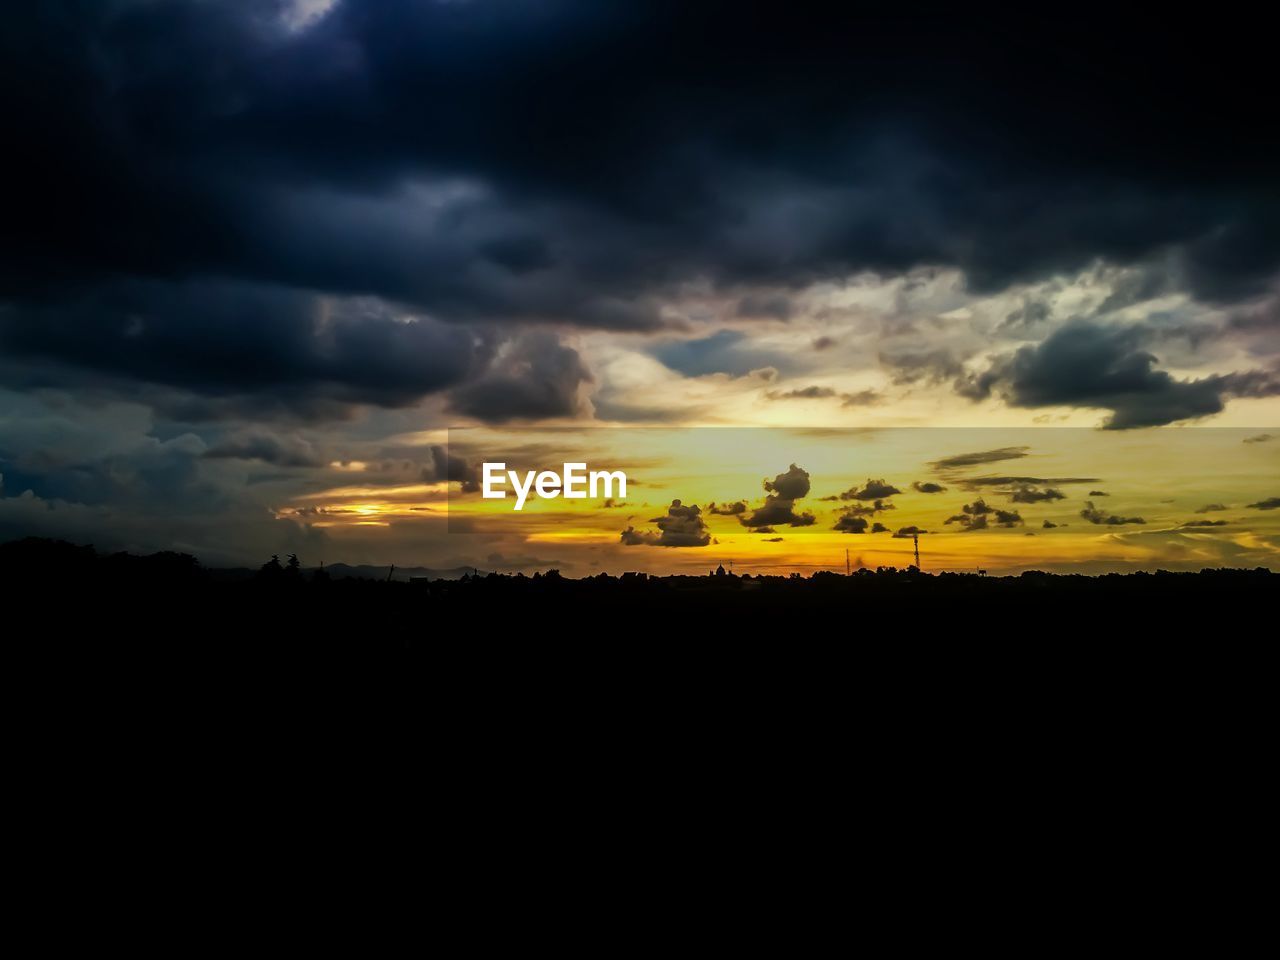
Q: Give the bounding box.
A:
[4,536,1273,641]
[5,536,1268,843]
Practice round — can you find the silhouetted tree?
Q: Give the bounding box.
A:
[256,554,284,582]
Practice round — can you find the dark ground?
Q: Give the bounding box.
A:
[5,536,1272,642]
[5,536,1268,878]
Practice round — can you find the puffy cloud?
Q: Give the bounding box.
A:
[1081,501,1146,525]
[946,499,1023,530]
[1009,485,1065,504]
[912,481,947,494]
[620,500,711,547]
[742,463,816,528]
[741,499,816,529]
[763,464,812,501]
[833,513,869,534]
[839,478,902,501]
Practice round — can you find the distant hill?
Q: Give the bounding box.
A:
[319,562,476,582]
[200,561,479,582]
[0,537,479,583]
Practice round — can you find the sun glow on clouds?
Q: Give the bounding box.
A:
[276,481,450,526]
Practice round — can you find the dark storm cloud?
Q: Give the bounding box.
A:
[1181,520,1229,528]
[1,432,215,511]
[1247,497,1280,511]
[429,446,482,494]
[999,299,1053,337]
[959,320,1280,429]
[911,481,947,494]
[620,499,711,547]
[708,501,748,516]
[447,332,592,423]
[871,522,890,533]
[892,526,927,539]
[1042,520,1059,529]
[1081,501,1145,525]
[1089,490,1109,497]
[736,293,793,321]
[2,1,1278,416]
[205,429,326,468]
[0,280,481,413]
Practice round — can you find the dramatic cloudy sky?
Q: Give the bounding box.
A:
[1,1,1277,570]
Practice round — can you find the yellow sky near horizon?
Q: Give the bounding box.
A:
[278,426,1280,575]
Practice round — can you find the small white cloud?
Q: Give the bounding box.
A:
[281,0,337,33]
